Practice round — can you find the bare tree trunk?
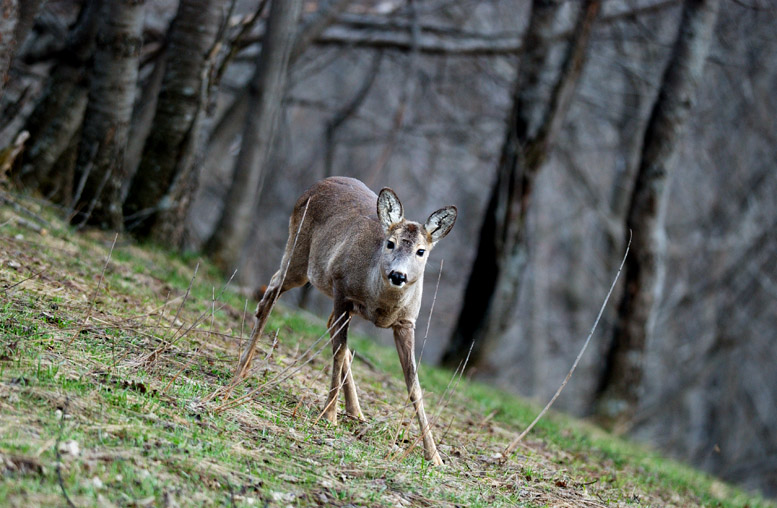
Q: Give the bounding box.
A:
[123,46,167,198]
[15,0,102,193]
[199,0,354,223]
[204,0,303,272]
[594,0,720,426]
[441,0,601,370]
[12,0,42,50]
[325,51,383,179]
[70,0,144,229]
[0,0,18,99]
[122,0,224,244]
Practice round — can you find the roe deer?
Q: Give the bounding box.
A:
[234,176,456,465]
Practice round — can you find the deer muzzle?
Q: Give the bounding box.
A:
[388,270,408,287]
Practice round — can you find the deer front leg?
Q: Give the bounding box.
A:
[393,324,443,466]
[321,301,356,424]
[338,346,363,420]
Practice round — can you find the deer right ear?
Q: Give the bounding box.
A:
[377,188,404,232]
[424,205,457,245]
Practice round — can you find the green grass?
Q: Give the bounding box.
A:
[1,193,774,507]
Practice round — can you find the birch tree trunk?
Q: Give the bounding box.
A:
[594,0,720,426]
[441,0,601,370]
[122,0,223,245]
[204,0,303,272]
[70,0,144,229]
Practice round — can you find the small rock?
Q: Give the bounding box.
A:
[97,494,118,508]
[58,440,80,457]
[270,491,295,503]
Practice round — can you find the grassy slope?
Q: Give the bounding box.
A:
[0,194,772,508]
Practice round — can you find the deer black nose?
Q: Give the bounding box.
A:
[388,271,407,286]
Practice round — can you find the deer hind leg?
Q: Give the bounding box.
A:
[236,261,307,378]
[235,271,282,378]
[393,325,443,465]
[235,196,314,379]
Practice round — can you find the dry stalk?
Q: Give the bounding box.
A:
[502,232,631,459]
[154,291,172,334]
[389,398,411,456]
[54,397,76,508]
[161,347,201,395]
[166,262,200,341]
[239,298,249,352]
[67,233,118,345]
[214,314,349,413]
[291,351,332,419]
[418,258,443,366]
[210,286,216,339]
[142,268,237,365]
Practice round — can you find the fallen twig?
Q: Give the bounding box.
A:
[2,266,47,294]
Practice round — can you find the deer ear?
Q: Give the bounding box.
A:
[377,188,404,231]
[424,206,457,245]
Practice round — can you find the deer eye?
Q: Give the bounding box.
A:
[416,249,425,257]
[386,240,395,250]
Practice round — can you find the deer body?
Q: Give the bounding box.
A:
[303,180,421,328]
[235,176,456,466]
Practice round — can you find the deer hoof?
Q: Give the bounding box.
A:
[321,408,338,425]
[428,452,443,466]
[347,411,365,422]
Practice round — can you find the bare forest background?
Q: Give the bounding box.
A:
[1,0,775,498]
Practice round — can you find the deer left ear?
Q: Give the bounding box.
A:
[377,188,404,232]
[424,206,457,245]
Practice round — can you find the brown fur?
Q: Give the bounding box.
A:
[234,176,457,465]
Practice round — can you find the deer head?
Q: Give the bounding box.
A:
[377,188,457,289]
